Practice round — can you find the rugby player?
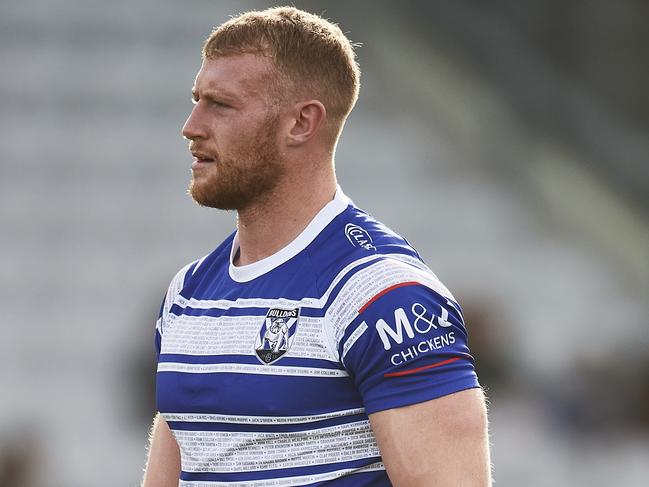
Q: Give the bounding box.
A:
[142,6,491,486]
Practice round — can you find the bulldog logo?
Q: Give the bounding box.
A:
[254,307,300,365]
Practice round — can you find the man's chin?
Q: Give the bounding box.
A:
[188,181,242,210]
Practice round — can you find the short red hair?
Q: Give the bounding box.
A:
[203,6,361,123]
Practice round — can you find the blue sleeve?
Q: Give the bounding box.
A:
[340,283,480,414]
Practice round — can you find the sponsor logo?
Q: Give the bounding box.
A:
[375,302,453,350]
[254,307,300,365]
[345,223,376,251]
[389,332,455,366]
[368,301,458,366]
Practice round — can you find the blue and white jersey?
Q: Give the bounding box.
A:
[155,187,479,486]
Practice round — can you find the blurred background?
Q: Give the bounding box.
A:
[1,0,647,485]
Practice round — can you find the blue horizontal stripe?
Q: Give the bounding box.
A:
[303,470,389,487]
[156,373,363,417]
[158,353,344,370]
[169,305,266,318]
[179,457,383,482]
[167,412,368,433]
[169,305,328,319]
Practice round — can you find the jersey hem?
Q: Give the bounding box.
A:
[362,376,481,415]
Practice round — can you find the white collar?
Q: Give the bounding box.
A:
[229,186,350,283]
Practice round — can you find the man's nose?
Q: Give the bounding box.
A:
[181,105,206,140]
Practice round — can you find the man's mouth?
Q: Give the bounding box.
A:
[191,152,216,167]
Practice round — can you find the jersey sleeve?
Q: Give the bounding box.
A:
[154,259,201,358]
[326,258,479,415]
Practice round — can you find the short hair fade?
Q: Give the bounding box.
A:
[203,6,361,122]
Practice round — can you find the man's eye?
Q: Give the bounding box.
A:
[214,101,230,108]
[191,98,198,105]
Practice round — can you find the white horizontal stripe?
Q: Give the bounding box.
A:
[174,420,380,474]
[178,461,385,486]
[164,407,365,425]
[160,314,334,361]
[176,253,427,312]
[158,362,348,378]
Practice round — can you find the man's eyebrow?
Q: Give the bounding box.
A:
[191,88,240,102]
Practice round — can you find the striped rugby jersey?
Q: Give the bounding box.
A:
[154,187,479,486]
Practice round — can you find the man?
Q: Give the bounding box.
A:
[143,6,491,486]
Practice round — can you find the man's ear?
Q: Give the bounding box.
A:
[286,100,327,146]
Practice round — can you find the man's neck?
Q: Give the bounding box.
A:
[234,176,338,266]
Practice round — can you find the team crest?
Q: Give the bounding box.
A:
[254,307,300,365]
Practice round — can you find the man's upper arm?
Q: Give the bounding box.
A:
[337,274,480,413]
[369,388,491,486]
[333,260,490,483]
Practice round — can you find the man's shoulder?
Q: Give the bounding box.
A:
[166,231,236,292]
[315,204,461,359]
[308,202,425,286]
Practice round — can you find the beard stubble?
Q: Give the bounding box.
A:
[188,111,284,211]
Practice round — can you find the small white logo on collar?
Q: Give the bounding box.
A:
[345,223,376,251]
